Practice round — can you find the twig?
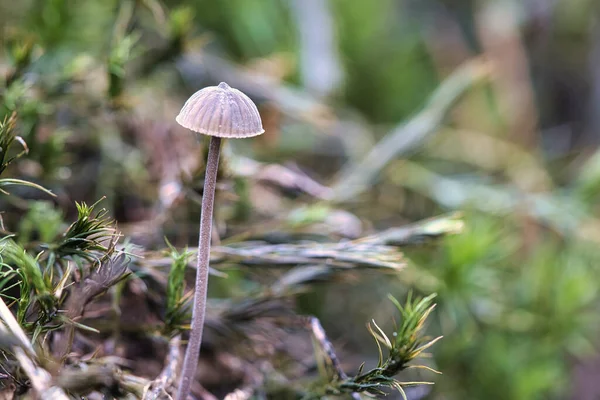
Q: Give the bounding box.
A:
[330,58,492,202]
[308,317,347,380]
[143,335,183,400]
[210,241,404,270]
[307,317,361,400]
[143,214,464,272]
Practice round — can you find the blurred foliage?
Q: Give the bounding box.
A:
[164,239,193,335]
[1,0,600,399]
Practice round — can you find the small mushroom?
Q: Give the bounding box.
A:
[175,82,264,400]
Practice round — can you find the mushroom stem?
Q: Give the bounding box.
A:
[177,136,222,400]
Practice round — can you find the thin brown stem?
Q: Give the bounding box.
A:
[177,136,222,400]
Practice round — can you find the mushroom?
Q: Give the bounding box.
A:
[175,82,264,400]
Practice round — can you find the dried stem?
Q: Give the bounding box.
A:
[144,335,183,399]
[308,316,361,400]
[177,136,222,400]
[309,316,347,379]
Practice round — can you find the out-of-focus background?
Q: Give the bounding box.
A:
[2,0,600,399]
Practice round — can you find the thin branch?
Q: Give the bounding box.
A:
[309,316,348,380]
[210,241,404,270]
[143,214,463,273]
[307,316,362,400]
[143,335,183,400]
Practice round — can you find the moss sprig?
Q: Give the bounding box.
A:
[53,198,117,261]
[311,294,441,400]
[164,239,193,334]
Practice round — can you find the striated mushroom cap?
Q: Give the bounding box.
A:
[176,82,264,138]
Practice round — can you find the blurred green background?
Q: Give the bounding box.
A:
[2,0,600,399]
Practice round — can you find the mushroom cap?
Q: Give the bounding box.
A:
[176,82,264,138]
